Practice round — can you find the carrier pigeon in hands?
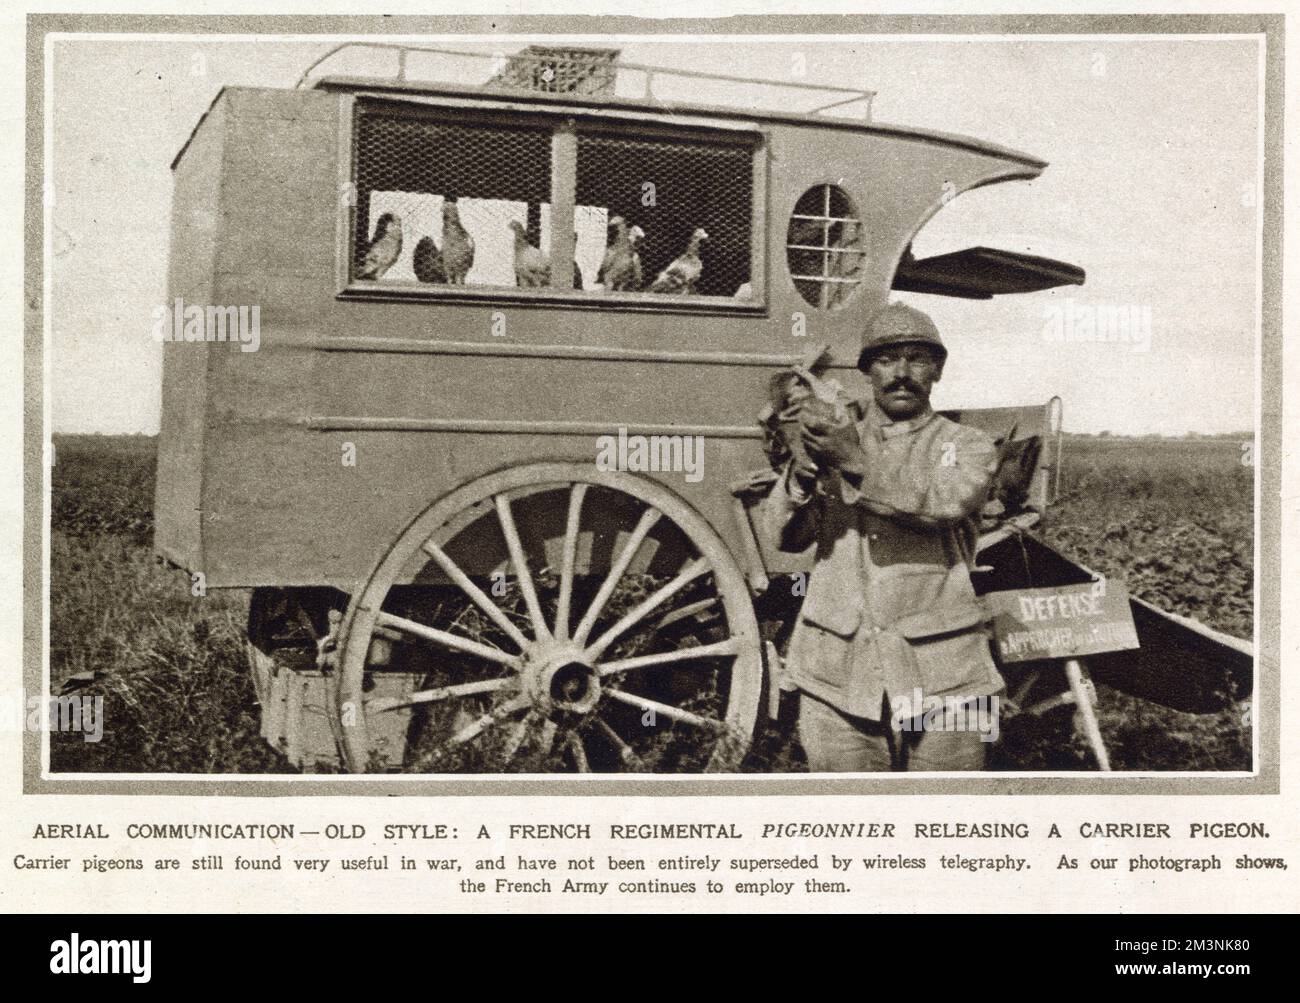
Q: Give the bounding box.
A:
[413,235,446,284]
[650,228,708,294]
[759,343,854,471]
[357,212,402,280]
[597,216,639,291]
[509,221,550,287]
[440,200,475,284]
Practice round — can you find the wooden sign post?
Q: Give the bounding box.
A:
[985,581,1140,771]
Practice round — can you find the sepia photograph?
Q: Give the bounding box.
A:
[37,20,1267,784]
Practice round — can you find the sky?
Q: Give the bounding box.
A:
[47,33,1262,434]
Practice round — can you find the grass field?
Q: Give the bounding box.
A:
[47,432,1253,773]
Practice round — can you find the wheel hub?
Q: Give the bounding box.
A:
[525,644,602,715]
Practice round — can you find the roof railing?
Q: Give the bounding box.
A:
[294,42,875,119]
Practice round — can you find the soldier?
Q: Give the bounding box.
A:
[766,302,1004,771]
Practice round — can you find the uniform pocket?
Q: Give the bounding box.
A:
[893,599,999,699]
[893,598,989,639]
[908,628,999,699]
[793,618,858,690]
[799,602,863,638]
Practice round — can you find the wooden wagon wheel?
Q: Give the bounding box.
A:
[333,463,763,773]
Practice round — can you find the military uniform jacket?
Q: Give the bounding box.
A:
[764,406,1004,721]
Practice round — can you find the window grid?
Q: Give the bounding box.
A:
[787,184,866,310]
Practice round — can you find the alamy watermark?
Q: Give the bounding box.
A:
[151,296,261,352]
[50,935,151,983]
[1,692,103,742]
[889,689,1001,743]
[595,427,705,483]
[1042,298,1151,354]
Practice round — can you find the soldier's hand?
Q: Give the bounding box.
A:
[789,453,820,495]
[800,413,863,473]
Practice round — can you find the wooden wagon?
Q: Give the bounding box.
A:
[154,44,1251,773]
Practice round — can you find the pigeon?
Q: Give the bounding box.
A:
[650,228,708,294]
[596,216,639,292]
[759,343,854,471]
[629,226,645,289]
[357,212,402,280]
[509,220,550,287]
[572,257,585,290]
[440,200,475,284]
[413,235,446,284]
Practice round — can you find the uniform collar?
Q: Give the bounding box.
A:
[864,403,937,440]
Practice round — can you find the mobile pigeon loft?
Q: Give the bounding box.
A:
[154,44,1251,776]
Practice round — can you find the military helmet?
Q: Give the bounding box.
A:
[858,302,947,370]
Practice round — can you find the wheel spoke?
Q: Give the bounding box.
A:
[604,688,724,730]
[553,483,589,641]
[449,695,529,745]
[407,694,531,771]
[567,732,591,773]
[377,611,521,668]
[584,557,711,662]
[367,677,516,714]
[537,717,558,759]
[494,494,553,642]
[598,638,739,677]
[500,710,537,764]
[648,596,719,637]
[421,539,530,652]
[572,506,662,645]
[589,716,644,770]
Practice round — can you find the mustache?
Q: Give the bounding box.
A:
[883,379,924,394]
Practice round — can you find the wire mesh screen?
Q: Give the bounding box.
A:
[787,184,867,309]
[351,107,758,300]
[352,111,554,286]
[575,132,755,299]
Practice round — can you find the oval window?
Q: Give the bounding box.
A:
[787,185,866,309]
